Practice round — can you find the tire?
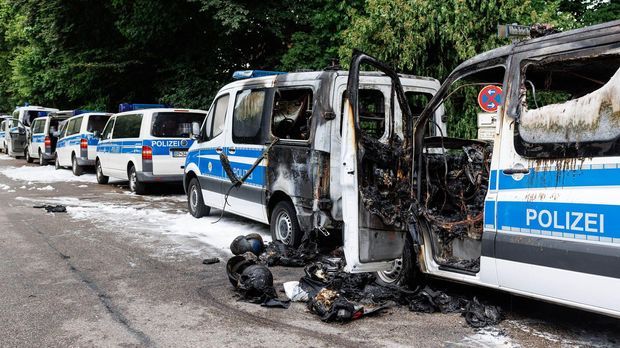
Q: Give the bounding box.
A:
[187,177,210,218]
[38,150,47,166]
[72,155,83,176]
[128,165,146,195]
[270,200,302,247]
[54,154,61,170]
[96,159,109,184]
[25,150,33,163]
[375,234,419,289]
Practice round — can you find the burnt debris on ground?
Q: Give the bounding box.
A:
[220,234,502,327]
[33,204,67,213]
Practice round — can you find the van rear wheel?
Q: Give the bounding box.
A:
[96,159,109,184]
[128,165,146,195]
[72,155,83,176]
[26,150,33,163]
[270,200,302,247]
[54,154,61,170]
[187,178,210,218]
[39,150,47,166]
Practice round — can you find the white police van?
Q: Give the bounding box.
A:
[7,105,58,158]
[26,110,72,165]
[96,104,207,194]
[184,69,445,247]
[339,22,620,319]
[55,111,112,175]
[0,115,12,153]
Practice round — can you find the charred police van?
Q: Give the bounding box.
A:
[184,69,444,247]
[55,111,112,175]
[26,110,72,165]
[7,105,59,158]
[338,21,620,318]
[96,104,207,194]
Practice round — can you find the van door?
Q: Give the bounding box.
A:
[97,116,116,173]
[29,118,45,157]
[223,87,273,223]
[495,47,620,312]
[340,53,412,273]
[110,114,143,177]
[195,93,230,209]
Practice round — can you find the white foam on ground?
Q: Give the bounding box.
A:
[36,185,55,191]
[1,166,96,183]
[0,184,10,190]
[449,328,519,348]
[16,196,270,256]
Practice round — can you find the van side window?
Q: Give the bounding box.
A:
[271,88,313,140]
[67,117,83,136]
[340,89,386,139]
[113,114,142,139]
[233,89,267,144]
[32,119,45,134]
[203,94,230,141]
[101,118,115,140]
[515,52,620,158]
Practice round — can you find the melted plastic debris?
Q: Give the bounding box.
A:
[33,204,67,213]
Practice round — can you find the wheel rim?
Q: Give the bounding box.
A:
[275,211,293,245]
[39,152,43,163]
[130,171,136,191]
[377,258,404,284]
[189,185,199,212]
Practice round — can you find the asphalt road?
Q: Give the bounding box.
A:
[0,154,619,347]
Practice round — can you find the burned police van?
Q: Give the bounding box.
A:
[184,69,444,247]
[341,20,620,318]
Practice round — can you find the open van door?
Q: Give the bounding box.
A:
[341,52,414,273]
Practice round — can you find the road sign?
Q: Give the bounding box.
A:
[497,24,530,39]
[477,85,503,113]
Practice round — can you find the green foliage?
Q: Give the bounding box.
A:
[339,0,575,138]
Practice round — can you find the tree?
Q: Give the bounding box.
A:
[339,0,575,138]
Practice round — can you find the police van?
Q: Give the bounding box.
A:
[96,104,208,194]
[55,111,112,175]
[0,115,12,153]
[7,105,59,158]
[26,110,72,165]
[338,21,620,318]
[183,69,444,246]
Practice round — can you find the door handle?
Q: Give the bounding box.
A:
[228,147,236,155]
[215,146,223,154]
[502,165,530,175]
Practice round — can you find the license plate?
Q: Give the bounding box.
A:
[172,150,187,158]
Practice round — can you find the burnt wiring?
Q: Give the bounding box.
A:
[213,138,281,224]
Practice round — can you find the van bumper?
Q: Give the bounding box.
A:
[76,157,95,166]
[136,172,183,183]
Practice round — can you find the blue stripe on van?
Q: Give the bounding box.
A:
[498,166,620,190]
[188,147,266,187]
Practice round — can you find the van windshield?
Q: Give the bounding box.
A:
[87,115,111,133]
[151,112,206,138]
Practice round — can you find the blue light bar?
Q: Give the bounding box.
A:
[119,103,170,113]
[232,70,286,80]
[73,109,98,116]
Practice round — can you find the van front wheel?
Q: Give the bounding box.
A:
[26,150,33,163]
[96,160,109,184]
[270,200,302,247]
[187,178,210,218]
[375,234,419,289]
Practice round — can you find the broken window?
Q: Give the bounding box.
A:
[339,88,386,138]
[233,89,268,145]
[271,88,313,140]
[515,52,620,158]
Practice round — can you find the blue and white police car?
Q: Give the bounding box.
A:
[96,104,208,194]
[8,105,59,158]
[26,110,72,165]
[55,110,112,175]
